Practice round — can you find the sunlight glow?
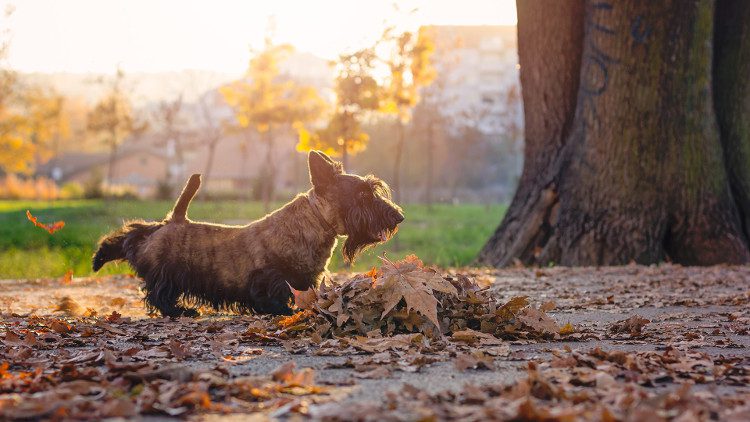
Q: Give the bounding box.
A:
[0,0,516,74]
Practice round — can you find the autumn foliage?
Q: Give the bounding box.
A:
[286,255,562,340]
[25,210,65,234]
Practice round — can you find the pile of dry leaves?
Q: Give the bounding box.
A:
[281,255,564,341]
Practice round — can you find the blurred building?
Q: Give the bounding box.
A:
[425,25,521,138]
[33,35,524,202]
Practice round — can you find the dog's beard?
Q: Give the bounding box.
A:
[342,200,399,263]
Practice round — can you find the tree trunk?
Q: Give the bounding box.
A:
[202,140,218,200]
[478,0,750,267]
[424,121,435,209]
[341,141,349,172]
[241,132,251,200]
[106,132,118,187]
[393,120,405,203]
[714,0,750,240]
[262,130,275,213]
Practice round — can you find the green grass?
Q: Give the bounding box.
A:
[0,199,505,278]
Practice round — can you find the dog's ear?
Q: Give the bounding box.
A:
[309,150,342,191]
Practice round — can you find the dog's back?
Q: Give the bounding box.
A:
[92,174,202,272]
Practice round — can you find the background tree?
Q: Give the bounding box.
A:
[479,0,750,267]
[23,88,69,170]
[0,83,69,175]
[153,94,186,195]
[296,48,379,170]
[0,103,33,175]
[196,95,225,199]
[381,27,436,202]
[86,69,140,186]
[220,39,325,211]
[0,5,33,175]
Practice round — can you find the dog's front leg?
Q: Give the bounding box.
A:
[247,268,294,315]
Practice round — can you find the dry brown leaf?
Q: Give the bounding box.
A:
[496,296,529,320]
[610,315,650,336]
[454,351,495,371]
[517,307,559,334]
[168,339,191,360]
[376,258,458,329]
[53,296,82,316]
[109,297,128,307]
[292,287,318,310]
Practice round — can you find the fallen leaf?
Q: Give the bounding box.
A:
[292,287,318,310]
[61,269,73,285]
[26,210,65,234]
[54,296,82,316]
[610,315,650,336]
[559,322,575,335]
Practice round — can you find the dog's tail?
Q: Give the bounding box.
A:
[168,174,201,222]
[92,221,164,271]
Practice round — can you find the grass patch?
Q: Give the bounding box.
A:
[0,199,505,278]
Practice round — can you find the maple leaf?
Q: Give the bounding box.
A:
[106,310,122,323]
[168,339,191,360]
[495,296,529,321]
[26,210,65,234]
[376,258,458,330]
[451,329,505,346]
[454,351,495,371]
[517,307,559,334]
[49,319,73,333]
[610,315,650,336]
[291,287,317,310]
[271,361,316,387]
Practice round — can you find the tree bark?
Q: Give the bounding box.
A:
[714,0,750,240]
[478,0,584,266]
[479,0,750,267]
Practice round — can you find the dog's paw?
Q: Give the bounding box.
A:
[162,307,201,318]
[181,308,201,318]
[252,299,293,316]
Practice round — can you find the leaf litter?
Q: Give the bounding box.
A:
[1,257,749,420]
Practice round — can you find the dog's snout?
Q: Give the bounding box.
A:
[391,209,404,225]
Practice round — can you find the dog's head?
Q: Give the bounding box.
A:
[308,150,404,263]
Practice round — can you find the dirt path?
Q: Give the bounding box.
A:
[1,265,749,420]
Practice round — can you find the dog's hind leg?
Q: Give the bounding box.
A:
[144,273,200,318]
[247,269,294,315]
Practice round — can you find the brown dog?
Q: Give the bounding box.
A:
[92,151,404,317]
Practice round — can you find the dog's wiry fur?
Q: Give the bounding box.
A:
[93,151,404,317]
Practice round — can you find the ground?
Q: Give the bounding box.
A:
[1,264,748,420]
[0,200,505,278]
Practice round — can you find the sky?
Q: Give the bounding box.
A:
[0,0,516,74]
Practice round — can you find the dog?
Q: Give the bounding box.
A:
[92,151,404,317]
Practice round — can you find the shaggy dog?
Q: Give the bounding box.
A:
[93,151,404,316]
